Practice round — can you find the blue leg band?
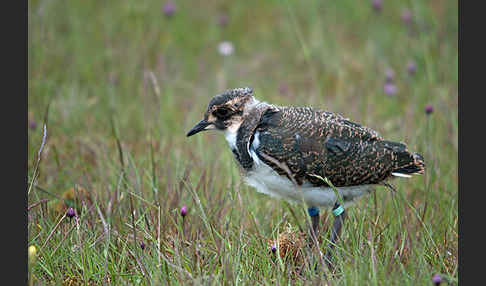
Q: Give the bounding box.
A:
[308,207,320,217]
[332,205,345,217]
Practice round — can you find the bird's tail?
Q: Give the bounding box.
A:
[382,141,425,177]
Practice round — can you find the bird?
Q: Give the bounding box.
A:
[186,87,425,268]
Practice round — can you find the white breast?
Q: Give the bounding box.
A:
[245,132,374,208]
[249,131,261,165]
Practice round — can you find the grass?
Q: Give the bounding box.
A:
[28,0,458,284]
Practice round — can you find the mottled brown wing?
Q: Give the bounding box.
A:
[254,106,399,187]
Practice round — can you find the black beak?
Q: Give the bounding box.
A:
[186,119,211,137]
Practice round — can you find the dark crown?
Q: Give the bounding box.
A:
[208,87,253,108]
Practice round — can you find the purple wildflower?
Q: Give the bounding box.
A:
[180,205,187,217]
[29,119,37,130]
[218,14,229,27]
[432,274,443,285]
[384,82,397,96]
[371,0,382,12]
[407,60,417,75]
[402,9,412,25]
[425,104,434,115]
[271,244,277,254]
[66,207,76,219]
[140,241,146,250]
[279,82,289,95]
[163,1,176,17]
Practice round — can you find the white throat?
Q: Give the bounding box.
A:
[223,96,261,150]
[224,127,239,150]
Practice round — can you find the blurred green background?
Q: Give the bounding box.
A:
[28,0,457,284]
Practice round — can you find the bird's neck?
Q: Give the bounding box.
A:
[225,99,277,170]
[244,97,262,113]
[224,128,238,151]
[224,97,264,147]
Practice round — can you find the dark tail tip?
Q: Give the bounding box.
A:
[394,152,425,175]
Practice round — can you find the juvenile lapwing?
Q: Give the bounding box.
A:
[186,87,425,267]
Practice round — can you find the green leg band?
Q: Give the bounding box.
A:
[332,204,345,217]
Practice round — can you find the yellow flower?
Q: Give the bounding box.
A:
[28,245,37,264]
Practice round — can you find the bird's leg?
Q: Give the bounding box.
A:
[324,202,346,269]
[307,207,326,273]
[307,207,320,238]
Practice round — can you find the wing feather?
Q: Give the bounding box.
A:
[254,106,397,187]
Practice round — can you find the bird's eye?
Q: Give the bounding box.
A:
[214,108,230,118]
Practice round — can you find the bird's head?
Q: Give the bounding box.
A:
[186,87,257,137]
